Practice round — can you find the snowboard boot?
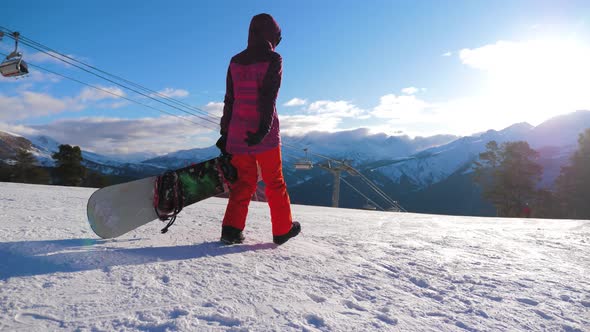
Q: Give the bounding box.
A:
[273,221,301,245]
[220,226,245,245]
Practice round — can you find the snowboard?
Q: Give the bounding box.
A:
[87,155,235,239]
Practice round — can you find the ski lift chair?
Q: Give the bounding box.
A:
[294,148,313,170]
[0,56,29,77]
[0,31,29,78]
[294,159,313,170]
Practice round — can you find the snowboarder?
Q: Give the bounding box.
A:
[216,13,301,245]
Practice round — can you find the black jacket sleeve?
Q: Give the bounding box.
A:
[220,66,234,136]
[256,53,282,137]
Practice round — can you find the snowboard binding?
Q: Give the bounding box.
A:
[154,171,184,233]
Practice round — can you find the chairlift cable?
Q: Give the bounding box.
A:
[281,150,306,161]
[12,30,220,122]
[349,171,400,210]
[340,177,385,211]
[356,172,405,211]
[355,173,406,211]
[0,51,219,131]
[0,27,221,127]
[0,26,220,121]
[20,40,221,128]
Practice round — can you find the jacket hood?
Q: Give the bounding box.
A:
[247,13,281,50]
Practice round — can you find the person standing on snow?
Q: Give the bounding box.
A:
[216,13,301,245]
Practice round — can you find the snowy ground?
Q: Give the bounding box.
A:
[0,182,588,331]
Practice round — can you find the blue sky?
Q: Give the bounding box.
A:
[1,0,590,157]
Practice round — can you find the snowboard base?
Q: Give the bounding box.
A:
[87,156,231,239]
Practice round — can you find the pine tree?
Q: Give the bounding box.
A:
[473,141,503,215]
[555,128,590,218]
[12,149,49,184]
[82,170,109,188]
[0,162,11,182]
[532,188,559,218]
[473,141,542,217]
[52,144,86,186]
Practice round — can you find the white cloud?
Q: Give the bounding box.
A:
[23,51,82,68]
[155,88,189,98]
[0,122,40,137]
[371,94,430,119]
[0,92,80,121]
[0,86,132,122]
[198,99,357,137]
[280,114,342,136]
[78,86,126,102]
[305,100,365,118]
[283,98,307,107]
[6,116,213,156]
[442,51,453,57]
[401,87,419,95]
[203,102,224,117]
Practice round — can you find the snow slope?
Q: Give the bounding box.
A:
[0,182,588,331]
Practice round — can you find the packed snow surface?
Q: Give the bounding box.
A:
[0,182,588,331]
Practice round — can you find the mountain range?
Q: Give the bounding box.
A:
[1,110,589,216]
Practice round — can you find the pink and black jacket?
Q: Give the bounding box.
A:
[220,14,283,155]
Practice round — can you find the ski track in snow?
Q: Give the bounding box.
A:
[0,182,589,331]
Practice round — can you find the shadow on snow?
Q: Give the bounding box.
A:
[0,238,276,280]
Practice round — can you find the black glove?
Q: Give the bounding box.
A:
[245,131,264,146]
[216,135,228,155]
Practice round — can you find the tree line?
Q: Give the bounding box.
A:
[0,144,109,188]
[473,128,590,219]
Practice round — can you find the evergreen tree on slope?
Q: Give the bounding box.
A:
[52,144,86,186]
[474,141,542,217]
[555,128,590,218]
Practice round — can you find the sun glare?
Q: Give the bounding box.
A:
[485,40,590,125]
[463,38,590,126]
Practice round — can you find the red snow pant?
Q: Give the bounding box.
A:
[222,146,293,236]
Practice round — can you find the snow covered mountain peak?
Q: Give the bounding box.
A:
[371,111,590,188]
[28,135,62,152]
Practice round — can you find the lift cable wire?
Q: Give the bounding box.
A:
[0,27,221,128]
[0,51,219,130]
[19,39,222,128]
[282,143,405,211]
[281,150,307,162]
[12,31,221,123]
[0,26,221,123]
[340,177,386,211]
[355,172,406,212]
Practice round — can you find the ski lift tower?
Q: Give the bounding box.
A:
[318,160,357,208]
